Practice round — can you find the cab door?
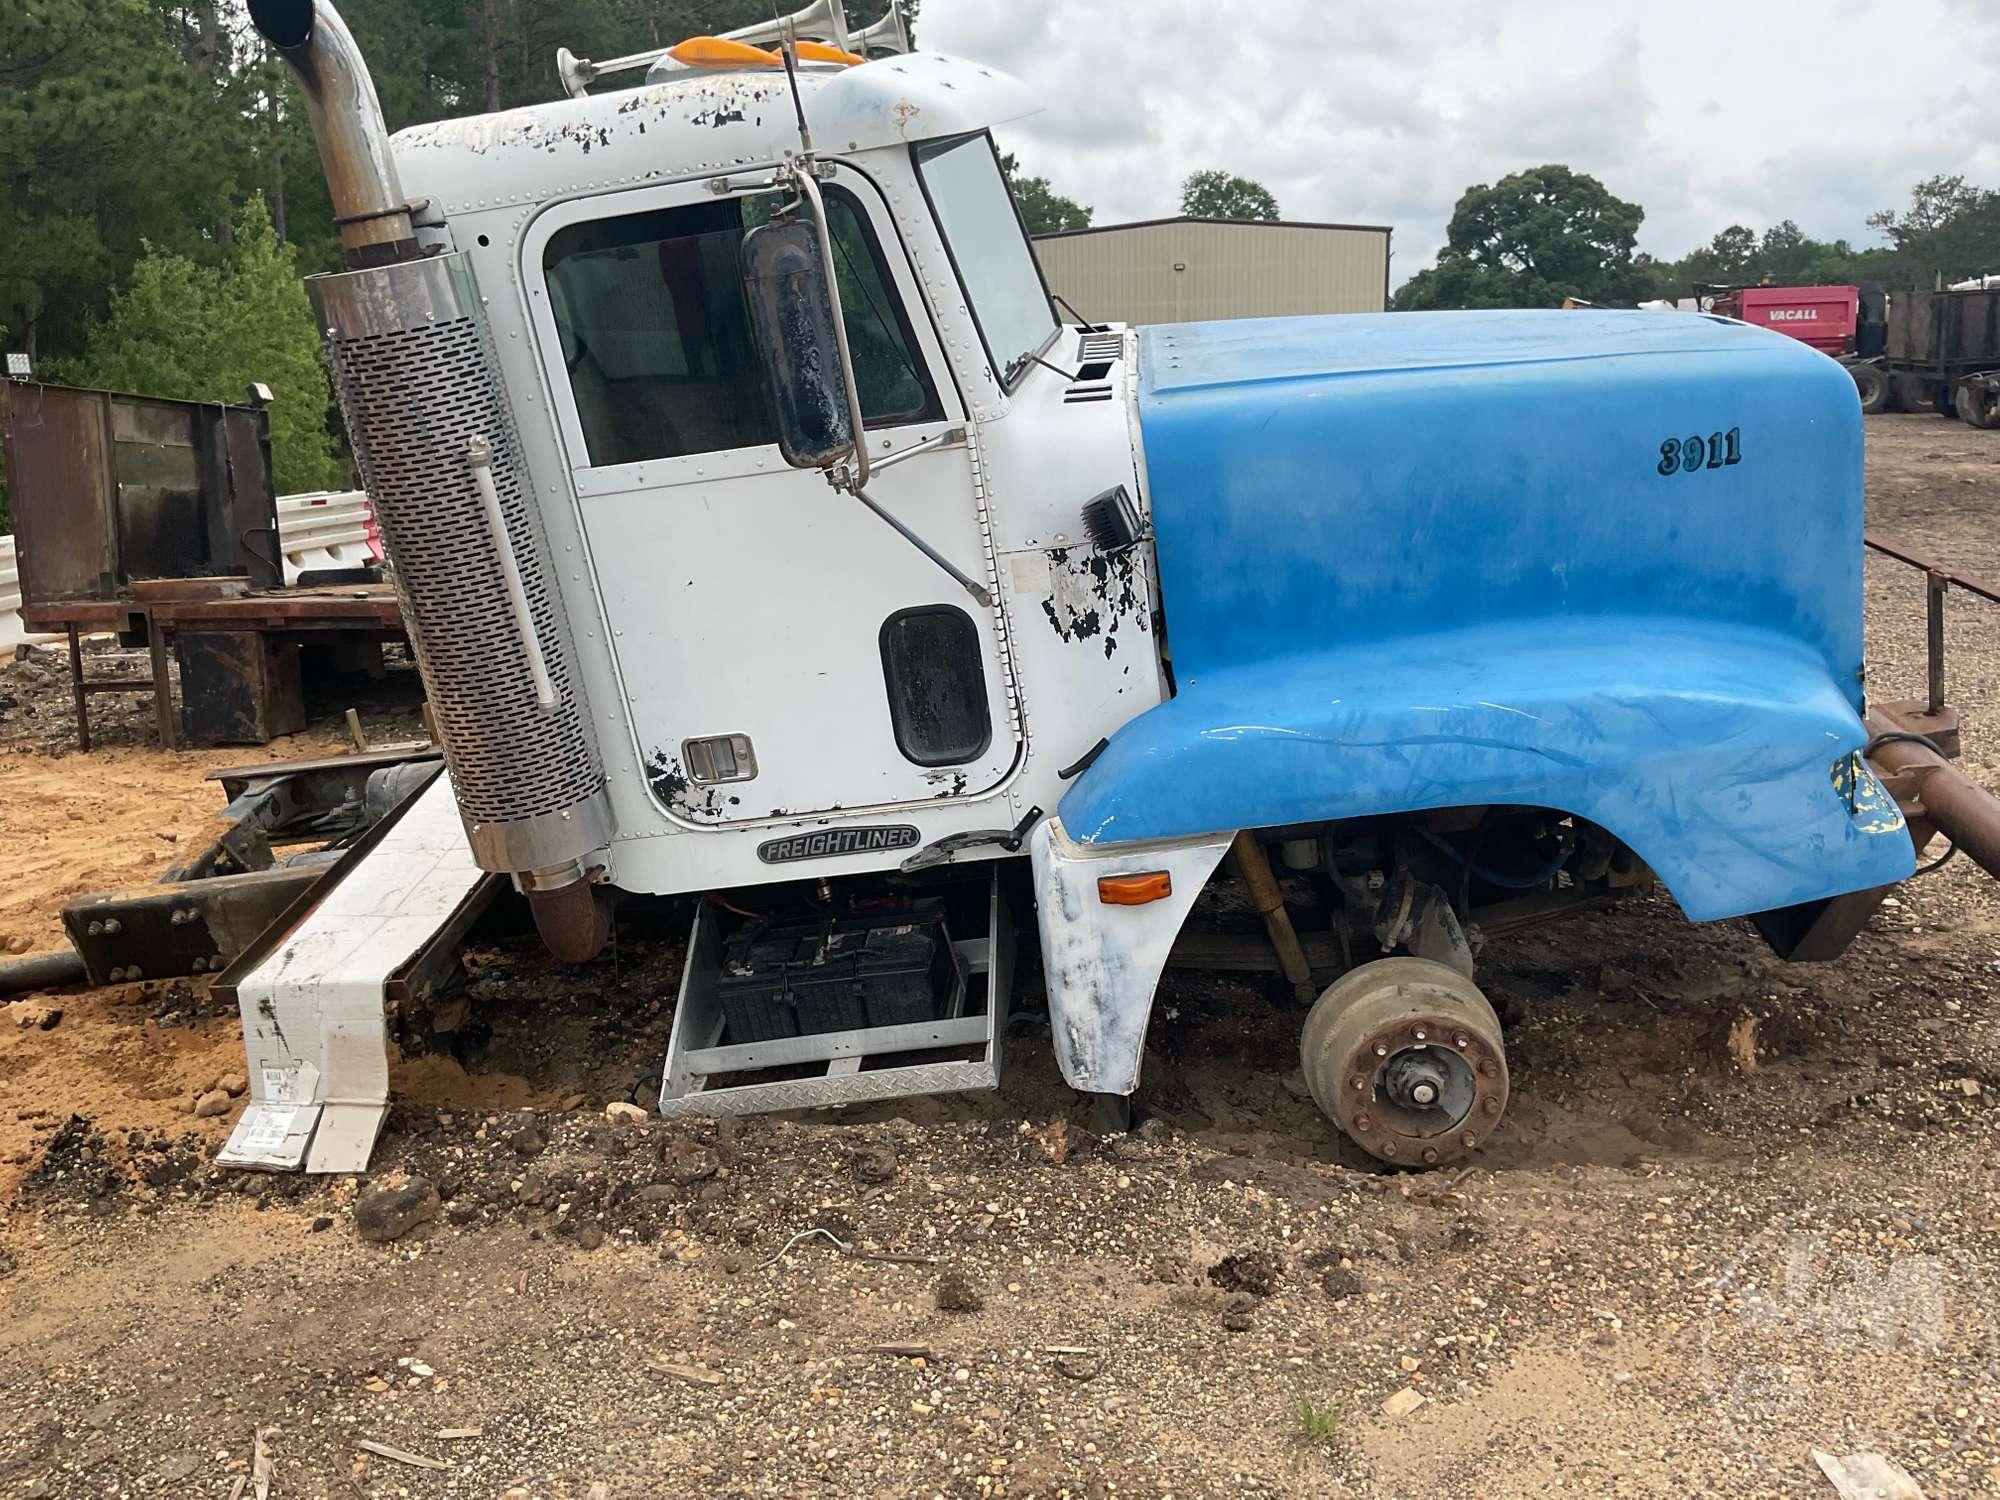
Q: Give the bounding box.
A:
[525,165,1019,828]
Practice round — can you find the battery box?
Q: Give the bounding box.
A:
[716,905,966,1045]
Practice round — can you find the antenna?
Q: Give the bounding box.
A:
[779,31,815,159]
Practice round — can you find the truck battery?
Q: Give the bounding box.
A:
[716,906,966,1045]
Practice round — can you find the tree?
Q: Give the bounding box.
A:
[1867,175,2000,286]
[999,151,1092,235]
[1394,164,1646,310]
[0,0,243,359]
[1180,170,1280,222]
[52,198,344,495]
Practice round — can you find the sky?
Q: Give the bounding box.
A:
[919,0,2000,285]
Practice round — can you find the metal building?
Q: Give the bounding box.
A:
[1033,217,1392,326]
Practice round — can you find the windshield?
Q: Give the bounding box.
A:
[914,134,1059,389]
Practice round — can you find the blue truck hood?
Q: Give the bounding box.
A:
[1056,309,1912,921]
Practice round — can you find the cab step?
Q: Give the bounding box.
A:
[659,870,1011,1116]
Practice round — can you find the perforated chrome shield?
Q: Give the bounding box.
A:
[311,254,612,874]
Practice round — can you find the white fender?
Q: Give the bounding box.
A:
[1030,816,1234,1095]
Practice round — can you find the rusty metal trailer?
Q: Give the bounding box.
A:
[0,378,405,745]
[1877,288,2000,427]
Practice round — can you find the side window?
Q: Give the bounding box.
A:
[544,190,941,468]
[879,606,992,767]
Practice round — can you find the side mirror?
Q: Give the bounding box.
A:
[743,216,855,469]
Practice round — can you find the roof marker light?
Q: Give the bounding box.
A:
[668,36,783,69]
[795,40,865,65]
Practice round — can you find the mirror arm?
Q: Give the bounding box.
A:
[849,485,992,609]
[787,164,870,492]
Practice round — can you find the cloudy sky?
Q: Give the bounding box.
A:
[921,0,2000,284]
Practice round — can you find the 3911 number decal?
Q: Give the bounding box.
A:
[1657,427,1742,476]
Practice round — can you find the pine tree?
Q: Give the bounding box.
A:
[54,198,344,495]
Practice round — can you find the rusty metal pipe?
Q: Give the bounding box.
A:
[1230,831,1318,1004]
[1867,733,2000,882]
[248,0,417,268]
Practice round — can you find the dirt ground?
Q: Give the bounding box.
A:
[1,414,1998,1499]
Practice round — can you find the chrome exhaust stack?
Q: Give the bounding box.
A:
[253,1,615,958]
[247,0,417,268]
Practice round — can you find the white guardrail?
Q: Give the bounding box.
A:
[2,492,382,653]
[278,489,382,586]
[0,534,51,653]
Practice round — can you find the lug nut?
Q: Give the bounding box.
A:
[1380,1139,1398,1156]
[1454,1032,1471,1049]
[126,966,141,981]
[1478,1058,1498,1077]
[87,921,103,937]
[1422,1148,1439,1164]
[102,918,121,935]
[1373,1042,1389,1057]
[107,966,126,982]
[1484,1097,1502,1115]
[1351,1075,1368,1091]
[1462,1133,1477,1149]
[1354,1112,1374,1131]
[1412,1026,1427,1041]
[190,958,206,973]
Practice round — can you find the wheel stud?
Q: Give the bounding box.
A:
[1380,1140,1398,1157]
[1484,1097,1502,1115]
[1412,1026,1427,1041]
[1462,1133,1477,1149]
[1422,1148,1439,1164]
[1350,1075,1368,1091]
[1454,1033,1470,1049]
[1355,1112,1373,1131]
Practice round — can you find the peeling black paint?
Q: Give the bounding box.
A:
[1041,544,1146,651]
[646,750,727,822]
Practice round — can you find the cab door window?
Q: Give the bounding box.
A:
[544,190,940,468]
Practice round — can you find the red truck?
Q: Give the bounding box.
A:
[1707,284,1860,356]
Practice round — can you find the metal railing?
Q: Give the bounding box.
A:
[1865,530,2000,715]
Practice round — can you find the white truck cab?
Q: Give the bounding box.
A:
[364,37,1163,905]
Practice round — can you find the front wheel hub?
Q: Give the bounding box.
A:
[1300,956,1509,1167]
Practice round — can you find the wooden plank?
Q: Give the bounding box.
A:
[147,606,175,748]
[251,1426,273,1500]
[130,577,249,602]
[358,1439,451,1471]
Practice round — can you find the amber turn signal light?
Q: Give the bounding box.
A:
[1097,871,1172,905]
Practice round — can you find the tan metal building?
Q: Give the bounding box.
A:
[1033,216,1392,326]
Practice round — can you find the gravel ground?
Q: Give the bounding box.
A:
[0,414,1997,1499]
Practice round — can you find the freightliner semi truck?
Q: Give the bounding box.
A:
[235,0,1963,1172]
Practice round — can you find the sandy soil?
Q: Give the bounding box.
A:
[0,414,1997,1500]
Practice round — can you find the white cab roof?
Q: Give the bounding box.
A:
[391,51,1041,216]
